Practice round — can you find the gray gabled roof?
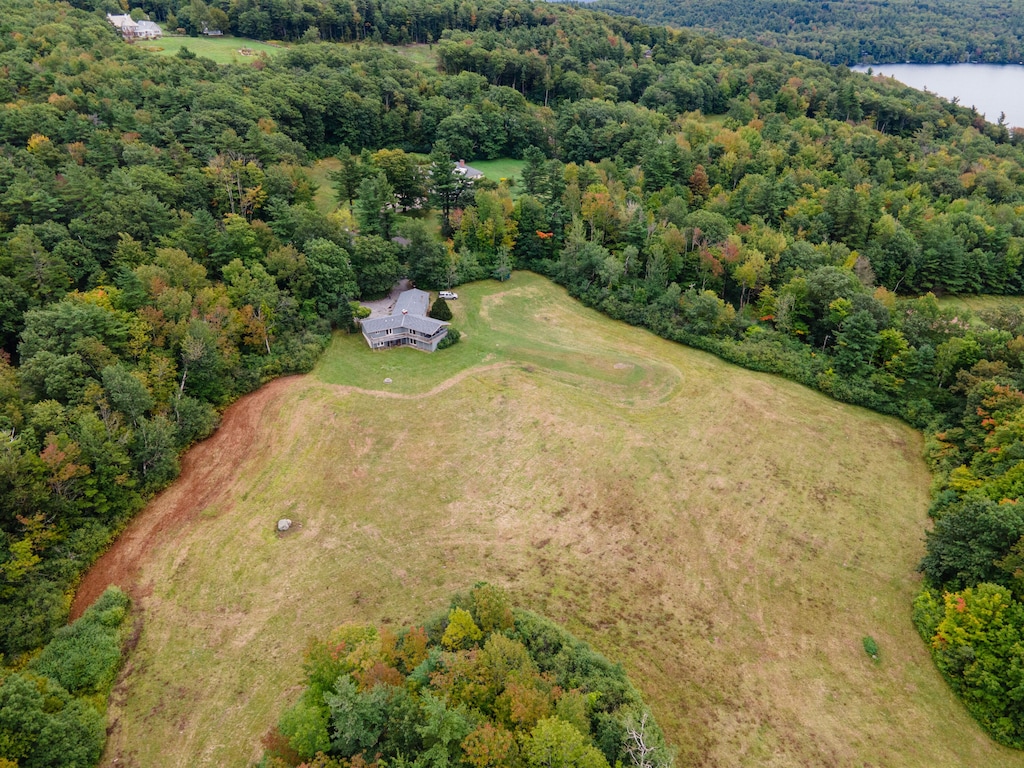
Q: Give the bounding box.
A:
[361,313,447,335]
[394,289,431,316]
[455,162,485,179]
[361,288,447,335]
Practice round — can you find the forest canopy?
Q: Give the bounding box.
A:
[264,585,673,768]
[592,0,1024,65]
[65,0,1024,65]
[8,0,1024,758]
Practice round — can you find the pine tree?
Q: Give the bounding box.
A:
[329,145,363,207]
[429,297,452,321]
[428,140,471,239]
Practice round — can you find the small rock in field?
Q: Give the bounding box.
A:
[277,518,292,532]
[384,377,393,384]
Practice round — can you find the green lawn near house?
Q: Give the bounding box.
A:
[470,157,527,186]
[137,35,285,63]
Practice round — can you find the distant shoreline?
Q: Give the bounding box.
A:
[852,62,1024,129]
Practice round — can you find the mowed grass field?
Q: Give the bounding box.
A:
[137,35,284,63]
[307,157,341,215]
[939,294,1024,314]
[379,42,440,69]
[98,274,1024,767]
[469,157,527,185]
[138,38,437,68]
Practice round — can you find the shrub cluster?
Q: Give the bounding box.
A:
[437,329,462,350]
[0,588,131,767]
[266,585,672,768]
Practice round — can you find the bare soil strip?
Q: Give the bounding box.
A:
[71,363,515,619]
[70,376,301,620]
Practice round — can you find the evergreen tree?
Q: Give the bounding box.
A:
[355,173,398,240]
[521,146,547,197]
[429,297,452,321]
[429,141,471,239]
[330,145,363,207]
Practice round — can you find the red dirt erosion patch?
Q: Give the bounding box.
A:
[70,375,300,621]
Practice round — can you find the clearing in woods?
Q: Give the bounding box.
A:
[137,35,285,63]
[938,294,1024,315]
[306,155,528,215]
[84,273,1024,767]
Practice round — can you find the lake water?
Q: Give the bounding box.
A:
[851,63,1024,129]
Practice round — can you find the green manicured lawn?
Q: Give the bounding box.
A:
[701,113,731,127]
[319,276,675,398]
[99,273,1024,768]
[470,157,527,186]
[137,35,285,64]
[307,157,341,215]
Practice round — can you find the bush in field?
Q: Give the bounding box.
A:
[862,636,880,661]
[30,588,130,696]
[429,297,453,321]
[437,328,461,349]
[270,585,673,768]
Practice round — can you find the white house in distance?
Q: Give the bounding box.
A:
[107,14,137,38]
[135,20,163,39]
[454,160,484,180]
[107,14,162,39]
[360,289,449,352]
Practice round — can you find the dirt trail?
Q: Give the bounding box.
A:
[70,375,301,620]
[321,361,517,400]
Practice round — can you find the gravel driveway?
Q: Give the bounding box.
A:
[360,279,414,318]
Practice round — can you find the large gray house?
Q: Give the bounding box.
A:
[106,14,163,39]
[360,289,449,352]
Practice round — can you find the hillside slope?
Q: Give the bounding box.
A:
[593,0,1024,64]
[91,275,1020,767]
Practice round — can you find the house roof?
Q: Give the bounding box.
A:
[361,288,447,335]
[454,161,484,179]
[362,313,447,335]
[107,14,137,29]
[136,20,161,32]
[394,289,430,316]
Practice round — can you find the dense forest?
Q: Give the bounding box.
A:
[62,0,1024,66]
[263,585,673,768]
[6,0,1024,761]
[592,0,1024,65]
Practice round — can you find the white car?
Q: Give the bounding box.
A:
[438,291,458,300]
